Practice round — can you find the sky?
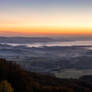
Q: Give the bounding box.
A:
[0,0,92,36]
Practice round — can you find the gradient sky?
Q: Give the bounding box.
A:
[0,0,92,36]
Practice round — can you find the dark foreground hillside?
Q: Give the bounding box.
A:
[0,59,92,92]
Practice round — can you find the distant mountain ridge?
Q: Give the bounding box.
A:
[0,36,92,44]
[0,37,57,43]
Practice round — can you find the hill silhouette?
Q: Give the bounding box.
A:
[0,59,92,92]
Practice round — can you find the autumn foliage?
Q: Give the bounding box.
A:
[0,59,92,92]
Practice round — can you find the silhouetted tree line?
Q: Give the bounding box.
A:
[0,58,92,92]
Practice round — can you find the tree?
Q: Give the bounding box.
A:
[0,80,14,92]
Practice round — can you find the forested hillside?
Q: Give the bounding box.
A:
[0,59,92,92]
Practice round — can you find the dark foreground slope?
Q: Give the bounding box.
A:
[0,59,92,92]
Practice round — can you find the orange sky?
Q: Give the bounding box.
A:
[0,11,92,36]
[0,0,92,36]
[0,26,92,36]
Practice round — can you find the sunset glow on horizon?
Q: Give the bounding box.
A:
[0,0,92,36]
